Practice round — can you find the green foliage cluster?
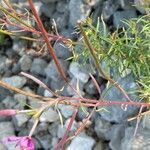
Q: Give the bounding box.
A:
[73,15,150,102]
[0,26,5,45]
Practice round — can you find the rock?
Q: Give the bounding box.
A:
[28,97,41,108]
[33,1,43,16]
[6,48,18,59]
[53,42,72,59]
[134,0,150,14]
[94,117,112,140]
[102,0,119,21]
[36,133,52,150]
[60,27,76,39]
[40,108,59,123]
[48,122,59,137]
[40,2,55,18]
[12,63,21,74]
[19,55,32,71]
[77,106,88,121]
[69,62,90,83]
[56,0,69,13]
[0,57,13,76]
[51,137,58,149]
[85,79,99,95]
[44,89,53,97]
[142,114,150,130]
[45,59,69,81]
[49,77,68,96]
[113,10,137,28]
[52,11,69,31]
[12,40,26,56]
[12,113,30,128]
[0,56,7,74]
[14,94,27,108]
[121,127,150,150]
[109,125,126,150]
[99,73,140,123]
[69,0,91,27]
[41,0,59,3]
[30,58,47,76]
[2,96,17,109]
[58,104,74,118]
[67,78,85,96]
[0,122,15,140]
[82,0,101,6]
[2,75,27,88]
[67,132,95,150]
[94,141,106,150]
[34,122,49,135]
[119,0,134,9]
[0,86,12,102]
[57,118,78,138]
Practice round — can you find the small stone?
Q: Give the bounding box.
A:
[0,86,12,101]
[109,125,126,150]
[44,89,53,97]
[99,73,140,123]
[34,122,49,135]
[45,59,69,81]
[53,42,72,59]
[67,132,95,150]
[40,108,59,123]
[85,79,99,95]
[40,3,55,18]
[142,114,150,130]
[69,0,91,27]
[94,117,111,140]
[58,104,74,118]
[60,27,76,39]
[49,78,68,96]
[102,0,119,21]
[113,10,137,28]
[14,94,27,107]
[30,58,47,76]
[0,56,7,74]
[57,118,78,138]
[13,113,30,127]
[0,122,15,140]
[56,0,68,13]
[12,40,26,56]
[121,127,150,150]
[19,55,32,71]
[94,141,105,150]
[2,75,27,88]
[67,78,85,96]
[41,0,59,3]
[28,97,41,108]
[48,122,59,137]
[119,0,134,9]
[2,96,17,109]
[69,62,90,83]
[36,133,52,150]
[12,63,21,74]
[52,11,69,31]
[134,0,150,14]
[51,137,58,149]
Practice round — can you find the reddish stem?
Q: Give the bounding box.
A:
[28,0,67,81]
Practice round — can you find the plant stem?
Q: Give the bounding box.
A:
[28,0,67,82]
